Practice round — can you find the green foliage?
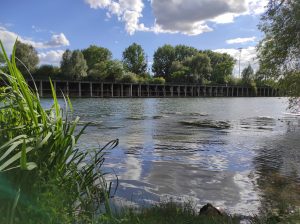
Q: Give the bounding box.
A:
[184,53,212,83]
[105,60,124,82]
[174,45,198,62]
[242,64,255,85]
[33,64,60,79]
[122,43,147,75]
[82,45,112,71]
[152,44,176,80]
[112,202,240,224]
[0,41,117,223]
[257,0,300,97]
[14,40,39,75]
[70,50,88,79]
[204,50,235,84]
[61,49,88,80]
[88,61,108,81]
[121,72,138,83]
[151,77,166,84]
[0,51,4,64]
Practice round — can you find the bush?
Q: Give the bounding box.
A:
[120,72,138,83]
[151,77,166,84]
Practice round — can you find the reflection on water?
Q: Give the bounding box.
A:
[42,97,300,215]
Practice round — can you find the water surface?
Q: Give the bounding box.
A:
[42,97,300,215]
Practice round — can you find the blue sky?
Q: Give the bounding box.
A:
[0,0,268,75]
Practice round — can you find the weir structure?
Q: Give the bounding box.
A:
[27,80,279,98]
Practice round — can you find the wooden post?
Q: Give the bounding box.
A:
[101,83,103,98]
[130,84,133,97]
[111,83,114,97]
[170,86,173,97]
[78,82,81,97]
[139,84,141,97]
[121,84,124,97]
[184,86,187,97]
[90,82,93,97]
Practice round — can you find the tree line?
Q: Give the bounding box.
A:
[0,40,276,87]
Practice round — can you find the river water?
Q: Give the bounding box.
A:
[43,97,300,215]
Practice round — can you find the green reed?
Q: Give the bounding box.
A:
[0,40,118,223]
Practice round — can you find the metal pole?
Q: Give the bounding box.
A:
[238,48,242,78]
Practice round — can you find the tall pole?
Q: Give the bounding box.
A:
[238,48,242,78]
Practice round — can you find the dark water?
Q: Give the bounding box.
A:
[42,97,300,215]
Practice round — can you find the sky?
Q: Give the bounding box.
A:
[0,0,268,76]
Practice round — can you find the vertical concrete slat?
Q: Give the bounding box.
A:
[90,82,93,97]
[78,82,81,97]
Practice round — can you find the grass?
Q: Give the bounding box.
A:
[0,40,118,223]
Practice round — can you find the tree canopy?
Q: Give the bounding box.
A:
[204,50,235,84]
[82,45,112,74]
[152,45,176,81]
[122,43,147,76]
[61,49,87,80]
[258,0,300,103]
[15,40,39,75]
[184,53,212,83]
[242,64,254,84]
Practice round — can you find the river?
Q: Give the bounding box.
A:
[42,97,300,215]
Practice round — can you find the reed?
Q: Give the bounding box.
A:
[0,40,118,223]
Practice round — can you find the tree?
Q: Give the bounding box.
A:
[15,40,39,75]
[258,0,300,100]
[82,45,112,73]
[122,43,147,76]
[34,65,60,79]
[60,50,88,80]
[88,61,108,81]
[242,64,254,84]
[70,50,88,80]
[105,60,124,82]
[152,45,176,81]
[184,53,212,83]
[204,50,235,84]
[61,49,73,77]
[170,61,190,83]
[174,45,198,62]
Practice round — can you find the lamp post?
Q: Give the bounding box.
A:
[238,48,243,78]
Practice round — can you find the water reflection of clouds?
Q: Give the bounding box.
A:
[55,98,293,215]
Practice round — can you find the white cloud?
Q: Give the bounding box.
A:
[85,0,145,35]
[84,0,268,36]
[84,0,111,9]
[226,36,256,44]
[38,50,64,65]
[46,33,70,47]
[214,46,258,76]
[0,26,70,54]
